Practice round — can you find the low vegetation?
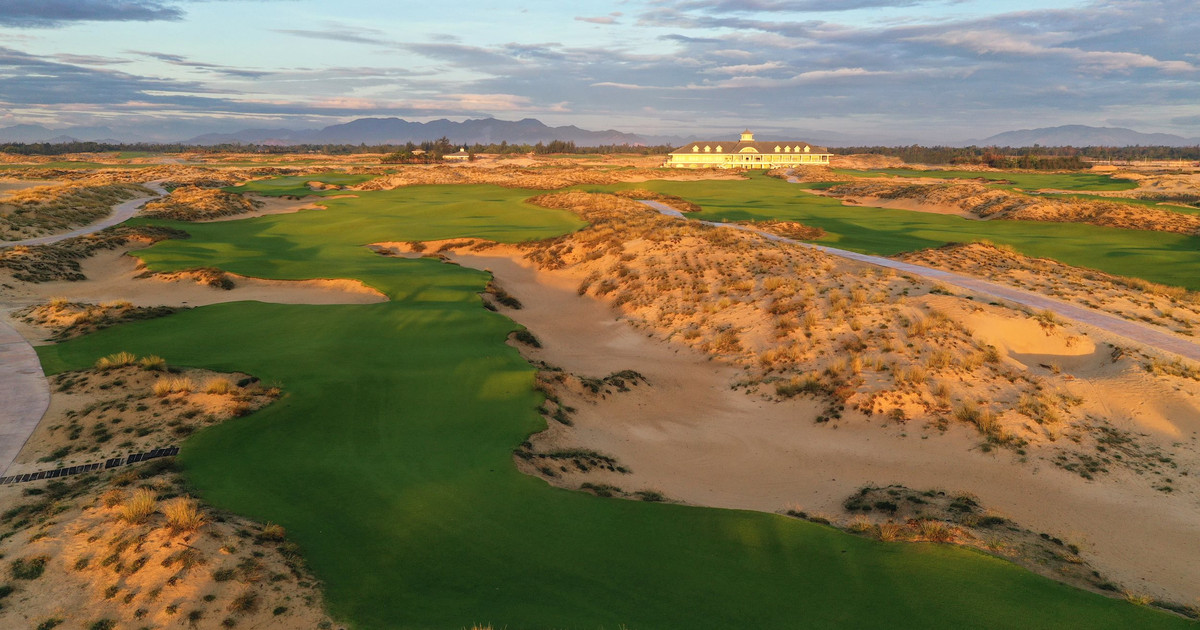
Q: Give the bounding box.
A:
[139,186,263,221]
[0,183,149,240]
[17,299,179,341]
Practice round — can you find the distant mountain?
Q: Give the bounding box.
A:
[0,124,118,143]
[976,125,1199,147]
[185,117,684,147]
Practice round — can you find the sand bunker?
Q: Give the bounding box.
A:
[2,249,386,345]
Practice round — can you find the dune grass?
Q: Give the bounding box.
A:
[35,181,1194,629]
[222,173,377,197]
[599,174,1200,290]
[831,168,1138,191]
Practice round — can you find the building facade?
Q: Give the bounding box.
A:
[665,130,832,169]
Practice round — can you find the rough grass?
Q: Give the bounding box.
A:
[33,179,1192,630]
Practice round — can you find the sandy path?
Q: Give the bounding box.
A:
[0,181,166,248]
[445,248,1200,603]
[642,200,1200,363]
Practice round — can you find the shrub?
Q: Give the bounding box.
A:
[213,568,236,582]
[36,620,64,630]
[11,555,50,580]
[95,351,137,370]
[258,522,286,542]
[916,520,956,543]
[876,521,904,542]
[119,488,157,524]
[228,589,258,613]
[205,378,233,395]
[163,496,206,532]
[512,330,541,348]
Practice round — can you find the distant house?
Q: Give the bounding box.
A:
[444,148,471,162]
[665,130,831,169]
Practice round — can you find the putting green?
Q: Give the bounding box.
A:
[36,183,1194,629]
[223,172,378,197]
[596,175,1200,290]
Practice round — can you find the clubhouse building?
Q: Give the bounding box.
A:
[665,130,832,169]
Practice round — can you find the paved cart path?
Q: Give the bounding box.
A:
[641,200,1200,363]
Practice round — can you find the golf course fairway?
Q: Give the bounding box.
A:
[35,183,1194,629]
[600,175,1200,291]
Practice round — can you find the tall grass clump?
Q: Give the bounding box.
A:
[119,489,157,524]
[138,355,166,371]
[153,377,195,397]
[204,377,233,395]
[95,351,137,370]
[163,496,206,532]
[916,520,957,543]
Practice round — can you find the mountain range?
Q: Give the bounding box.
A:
[974,125,1199,148]
[0,119,1196,148]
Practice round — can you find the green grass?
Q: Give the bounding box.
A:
[35,181,1194,629]
[833,168,1138,191]
[598,175,1200,290]
[222,173,378,197]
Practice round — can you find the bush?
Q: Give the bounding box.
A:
[119,488,157,524]
[916,520,956,543]
[163,496,206,532]
[228,589,258,613]
[512,330,541,348]
[36,620,63,630]
[11,555,50,580]
[255,523,286,542]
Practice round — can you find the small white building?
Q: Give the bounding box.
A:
[444,148,471,162]
[665,130,832,169]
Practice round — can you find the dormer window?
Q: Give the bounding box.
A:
[692,145,699,152]
[716,146,723,152]
[774,146,781,152]
[785,146,792,153]
[804,145,810,153]
[704,145,711,152]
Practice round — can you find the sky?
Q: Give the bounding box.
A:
[0,0,1197,143]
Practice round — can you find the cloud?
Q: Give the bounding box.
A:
[0,0,181,27]
[272,25,394,47]
[912,29,1196,74]
[671,0,933,12]
[575,16,617,25]
[130,50,272,78]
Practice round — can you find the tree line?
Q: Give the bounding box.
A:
[0,139,675,157]
[832,145,1200,166]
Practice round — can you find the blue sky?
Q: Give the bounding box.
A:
[0,0,1197,142]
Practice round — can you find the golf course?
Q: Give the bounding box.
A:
[599,175,1200,290]
[29,181,1195,629]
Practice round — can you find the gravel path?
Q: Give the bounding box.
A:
[641,200,1200,363]
[0,181,166,475]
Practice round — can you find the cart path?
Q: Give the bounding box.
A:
[0,181,166,475]
[640,200,1200,363]
[0,318,49,475]
[0,180,167,248]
